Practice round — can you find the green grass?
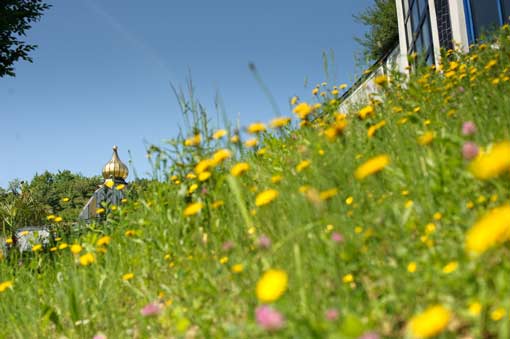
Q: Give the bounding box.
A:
[1,27,510,338]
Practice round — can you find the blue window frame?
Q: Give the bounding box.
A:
[464,0,510,43]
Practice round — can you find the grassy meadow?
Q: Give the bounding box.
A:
[1,27,510,338]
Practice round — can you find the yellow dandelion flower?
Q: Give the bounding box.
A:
[96,207,106,215]
[125,229,136,237]
[219,256,229,264]
[212,149,232,164]
[244,138,258,148]
[32,244,42,252]
[61,197,70,202]
[231,162,250,176]
[491,307,506,321]
[325,224,334,232]
[70,244,83,255]
[212,129,227,139]
[230,134,240,143]
[465,205,510,255]
[293,102,313,119]
[184,134,201,146]
[0,281,13,293]
[186,172,197,180]
[407,262,417,273]
[58,243,68,250]
[79,253,95,266]
[418,131,435,145]
[354,226,363,234]
[342,274,354,283]
[255,189,279,207]
[433,212,442,221]
[290,96,298,105]
[468,302,482,316]
[442,261,458,274]
[96,236,111,246]
[256,147,267,155]
[271,175,283,183]
[319,188,338,201]
[231,264,244,273]
[408,305,451,338]
[115,184,125,190]
[247,122,266,134]
[312,87,319,95]
[50,247,57,252]
[211,200,224,209]
[354,154,390,180]
[46,214,55,221]
[374,75,388,86]
[195,158,214,174]
[425,223,436,234]
[54,216,63,222]
[183,202,204,217]
[256,269,288,303]
[358,105,374,120]
[269,116,291,129]
[405,200,414,208]
[367,120,386,138]
[296,160,311,172]
[198,172,211,181]
[470,141,510,179]
[188,183,198,194]
[345,196,354,205]
[104,179,114,188]
[331,89,339,96]
[122,273,134,281]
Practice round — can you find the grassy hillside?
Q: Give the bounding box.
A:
[1,27,510,338]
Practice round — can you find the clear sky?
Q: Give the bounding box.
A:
[0,0,373,188]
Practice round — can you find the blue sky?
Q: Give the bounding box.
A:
[0,0,373,188]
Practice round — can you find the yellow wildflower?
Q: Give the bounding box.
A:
[312,87,319,95]
[61,197,70,202]
[465,205,510,255]
[407,262,417,273]
[374,75,388,86]
[293,102,313,119]
[491,307,506,321]
[46,214,55,221]
[296,160,311,172]
[79,253,95,266]
[198,172,211,181]
[188,184,198,194]
[247,122,266,134]
[468,302,482,316]
[54,216,63,222]
[408,305,451,338]
[231,162,250,176]
[125,230,136,237]
[115,184,125,190]
[96,236,111,246]
[211,200,224,209]
[256,269,288,303]
[354,226,363,234]
[183,202,204,217]
[358,105,374,120]
[271,175,283,183]
[269,116,291,129]
[319,188,338,201]
[122,273,134,281]
[184,134,201,146]
[442,261,458,274]
[354,154,390,180]
[342,274,354,283]
[418,131,435,145]
[231,264,244,273]
[70,244,83,255]
[256,147,267,156]
[32,244,42,252]
[104,179,114,188]
[0,281,13,292]
[195,158,214,174]
[255,189,279,207]
[212,149,232,164]
[58,243,68,250]
[367,120,386,138]
[433,212,442,221]
[219,256,229,264]
[469,141,510,179]
[230,135,240,143]
[425,223,436,234]
[96,208,105,215]
[212,129,227,139]
[290,96,298,105]
[244,138,258,148]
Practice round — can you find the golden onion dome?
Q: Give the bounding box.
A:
[102,145,129,180]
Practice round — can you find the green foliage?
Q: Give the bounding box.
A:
[1,26,510,339]
[355,0,399,62]
[0,0,51,77]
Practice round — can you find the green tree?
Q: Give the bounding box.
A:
[0,0,51,77]
[354,0,399,62]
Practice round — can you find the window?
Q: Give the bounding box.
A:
[502,0,510,23]
[402,0,435,66]
[465,0,510,42]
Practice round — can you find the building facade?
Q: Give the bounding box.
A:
[396,0,510,67]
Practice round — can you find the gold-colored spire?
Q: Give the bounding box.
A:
[102,145,129,180]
